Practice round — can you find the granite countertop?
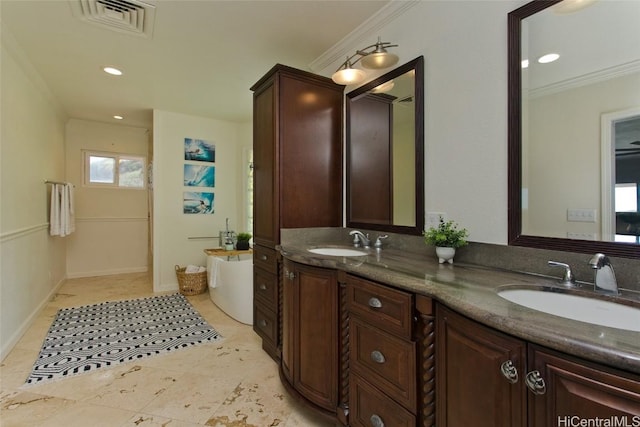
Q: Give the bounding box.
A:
[279,243,640,375]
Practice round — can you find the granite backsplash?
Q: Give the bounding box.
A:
[281,227,640,293]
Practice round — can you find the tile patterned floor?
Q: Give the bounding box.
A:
[0,273,333,426]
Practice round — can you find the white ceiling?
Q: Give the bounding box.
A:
[1,0,391,129]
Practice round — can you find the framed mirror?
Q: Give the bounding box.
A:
[508,0,640,258]
[346,56,424,235]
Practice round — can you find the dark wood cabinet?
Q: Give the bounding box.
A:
[250,64,343,361]
[528,345,640,425]
[436,304,527,427]
[436,303,640,427]
[346,274,422,426]
[281,259,341,418]
[348,93,393,225]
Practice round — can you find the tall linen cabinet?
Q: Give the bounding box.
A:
[250,64,343,360]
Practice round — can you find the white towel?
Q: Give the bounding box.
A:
[49,183,75,237]
[49,184,61,236]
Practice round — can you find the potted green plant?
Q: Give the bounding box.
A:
[236,232,252,250]
[423,218,469,264]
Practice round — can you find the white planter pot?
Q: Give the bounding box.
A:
[435,247,456,264]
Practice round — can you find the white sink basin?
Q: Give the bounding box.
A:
[498,288,640,332]
[307,247,367,257]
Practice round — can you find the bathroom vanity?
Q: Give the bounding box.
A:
[275,237,640,427]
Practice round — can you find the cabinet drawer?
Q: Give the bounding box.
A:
[254,267,277,307]
[349,374,416,427]
[253,302,277,345]
[346,275,413,339]
[350,317,416,410]
[253,245,278,274]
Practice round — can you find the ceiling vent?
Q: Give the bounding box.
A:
[72,0,156,38]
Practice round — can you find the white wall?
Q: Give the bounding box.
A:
[525,72,640,239]
[65,119,150,277]
[152,110,251,292]
[316,0,528,244]
[0,30,67,359]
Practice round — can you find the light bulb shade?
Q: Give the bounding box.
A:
[361,52,399,70]
[332,67,366,85]
[371,80,395,94]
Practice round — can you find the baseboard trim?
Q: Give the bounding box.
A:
[66,266,148,279]
[0,276,66,362]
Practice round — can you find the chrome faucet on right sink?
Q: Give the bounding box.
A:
[588,253,619,295]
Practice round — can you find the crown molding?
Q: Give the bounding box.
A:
[309,0,420,74]
[528,59,640,99]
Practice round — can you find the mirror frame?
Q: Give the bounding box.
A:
[346,56,424,236]
[507,0,640,258]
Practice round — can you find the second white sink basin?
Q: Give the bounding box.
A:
[307,247,367,257]
[498,288,640,332]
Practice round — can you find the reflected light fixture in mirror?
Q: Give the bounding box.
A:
[332,37,399,85]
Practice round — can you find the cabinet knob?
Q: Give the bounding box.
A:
[259,319,268,328]
[368,297,383,308]
[260,254,268,261]
[370,414,385,427]
[525,370,546,395]
[370,350,386,364]
[500,360,519,384]
[259,283,267,291]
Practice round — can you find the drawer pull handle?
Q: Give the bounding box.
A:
[370,414,385,427]
[368,297,382,308]
[259,319,268,328]
[525,370,546,395]
[500,360,518,384]
[259,284,267,291]
[370,350,386,364]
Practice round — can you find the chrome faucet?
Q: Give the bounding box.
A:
[547,261,576,287]
[349,230,371,248]
[588,253,619,295]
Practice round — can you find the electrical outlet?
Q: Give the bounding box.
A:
[567,209,597,223]
[567,232,597,240]
[426,212,447,229]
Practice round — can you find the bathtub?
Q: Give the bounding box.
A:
[206,253,253,325]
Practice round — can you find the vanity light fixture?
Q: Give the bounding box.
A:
[331,37,399,85]
[113,115,124,120]
[537,53,560,64]
[103,66,123,76]
[371,80,395,94]
[551,0,597,14]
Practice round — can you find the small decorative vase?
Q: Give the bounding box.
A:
[436,247,456,264]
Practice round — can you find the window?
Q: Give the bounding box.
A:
[615,183,639,243]
[84,151,146,189]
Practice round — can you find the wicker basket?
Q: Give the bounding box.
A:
[175,265,208,295]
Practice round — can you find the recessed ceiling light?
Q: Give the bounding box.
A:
[521,59,529,69]
[103,67,123,76]
[113,115,124,120]
[538,53,560,64]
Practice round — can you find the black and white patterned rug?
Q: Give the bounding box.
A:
[24,293,222,386]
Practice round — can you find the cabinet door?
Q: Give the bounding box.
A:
[436,304,527,427]
[528,345,640,425]
[279,74,343,229]
[252,80,278,248]
[282,260,339,412]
